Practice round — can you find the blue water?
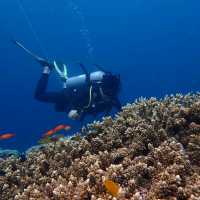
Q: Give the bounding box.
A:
[0,0,200,152]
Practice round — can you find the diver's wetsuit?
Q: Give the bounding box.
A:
[35,70,121,120]
[12,40,121,119]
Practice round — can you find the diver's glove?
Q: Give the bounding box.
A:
[68,110,81,120]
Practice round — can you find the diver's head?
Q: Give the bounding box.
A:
[101,73,121,97]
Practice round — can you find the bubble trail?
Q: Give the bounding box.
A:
[67,0,95,61]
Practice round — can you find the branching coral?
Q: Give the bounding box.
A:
[1,93,200,199]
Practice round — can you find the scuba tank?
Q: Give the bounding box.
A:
[65,71,106,89]
[12,40,120,97]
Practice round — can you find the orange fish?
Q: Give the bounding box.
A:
[53,125,71,133]
[104,180,120,197]
[43,129,55,138]
[42,125,70,138]
[0,133,16,140]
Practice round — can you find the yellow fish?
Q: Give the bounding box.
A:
[104,180,120,197]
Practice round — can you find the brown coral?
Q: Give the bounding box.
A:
[1,93,200,199]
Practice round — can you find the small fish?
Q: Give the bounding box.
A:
[43,129,55,138]
[53,124,71,133]
[42,125,71,138]
[0,133,16,140]
[104,180,120,197]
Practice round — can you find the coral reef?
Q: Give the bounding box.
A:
[0,148,19,159]
[1,93,200,199]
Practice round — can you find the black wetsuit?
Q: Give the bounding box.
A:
[35,73,121,120]
[11,40,121,117]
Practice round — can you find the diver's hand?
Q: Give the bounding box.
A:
[38,58,54,69]
[37,58,49,66]
[68,110,81,120]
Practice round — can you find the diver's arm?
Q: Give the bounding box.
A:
[34,67,63,103]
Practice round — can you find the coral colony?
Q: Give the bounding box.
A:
[1,93,200,199]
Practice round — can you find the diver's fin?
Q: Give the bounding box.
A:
[11,39,45,62]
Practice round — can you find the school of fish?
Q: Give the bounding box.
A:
[0,124,71,144]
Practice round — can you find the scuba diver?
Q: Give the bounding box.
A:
[13,40,122,121]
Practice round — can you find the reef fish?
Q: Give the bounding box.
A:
[0,133,15,140]
[53,124,71,133]
[43,129,55,138]
[43,125,71,138]
[104,180,120,197]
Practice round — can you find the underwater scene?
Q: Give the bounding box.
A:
[1,0,200,199]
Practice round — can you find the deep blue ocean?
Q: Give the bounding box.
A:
[0,0,200,152]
